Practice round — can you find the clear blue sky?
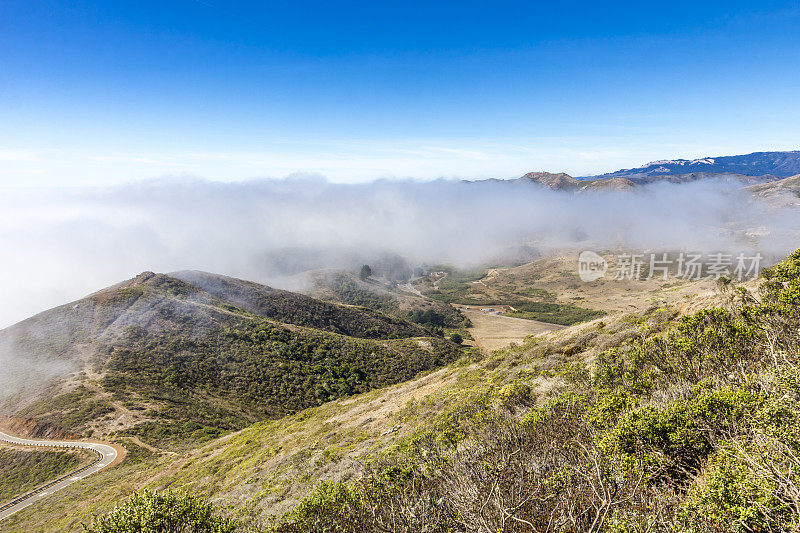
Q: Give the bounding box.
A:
[1,0,799,185]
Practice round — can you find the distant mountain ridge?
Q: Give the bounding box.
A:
[498,151,800,192]
[583,150,800,180]
[506,170,766,192]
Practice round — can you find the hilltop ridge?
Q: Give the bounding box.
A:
[583,150,800,180]
[473,150,799,191]
[0,271,461,446]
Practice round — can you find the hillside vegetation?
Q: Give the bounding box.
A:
[4,271,461,447]
[0,447,94,503]
[308,270,469,330]
[170,270,431,339]
[5,251,800,532]
[271,250,800,532]
[419,268,604,326]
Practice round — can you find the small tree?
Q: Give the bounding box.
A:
[359,264,372,280]
[450,333,463,345]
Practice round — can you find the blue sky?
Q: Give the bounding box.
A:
[1,0,799,185]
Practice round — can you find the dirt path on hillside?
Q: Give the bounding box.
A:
[399,282,423,297]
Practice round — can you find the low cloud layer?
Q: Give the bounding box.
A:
[0,175,798,328]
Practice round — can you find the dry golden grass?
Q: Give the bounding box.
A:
[459,308,565,351]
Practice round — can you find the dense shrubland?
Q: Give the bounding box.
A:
[271,250,800,532]
[406,308,471,337]
[100,320,461,446]
[14,271,463,447]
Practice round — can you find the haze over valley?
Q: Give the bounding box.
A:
[3,1,800,531]
[2,150,800,329]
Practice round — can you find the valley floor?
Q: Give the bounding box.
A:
[459,307,566,351]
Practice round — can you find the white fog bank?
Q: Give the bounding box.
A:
[0,175,797,328]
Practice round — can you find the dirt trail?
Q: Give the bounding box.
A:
[399,283,423,297]
[125,436,177,456]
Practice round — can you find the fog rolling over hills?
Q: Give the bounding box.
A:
[3,153,800,531]
[0,271,460,446]
[2,158,800,329]
[5,0,800,527]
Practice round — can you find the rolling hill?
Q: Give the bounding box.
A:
[0,271,461,447]
[746,173,800,205]
[506,169,772,192]
[4,248,785,532]
[303,269,469,329]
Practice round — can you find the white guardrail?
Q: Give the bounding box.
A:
[0,430,118,521]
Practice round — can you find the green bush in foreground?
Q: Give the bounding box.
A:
[681,444,797,532]
[84,490,237,533]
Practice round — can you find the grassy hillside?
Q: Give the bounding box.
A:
[0,268,702,531]
[0,447,94,504]
[170,270,431,339]
[270,250,800,532]
[417,267,605,326]
[0,270,431,371]
[3,271,461,447]
[747,174,800,206]
[6,252,798,532]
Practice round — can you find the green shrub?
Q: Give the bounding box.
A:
[275,482,367,532]
[495,380,534,407]
[100,321,460,443]
[84,490,237,532]
[681,447,796,532]
[601,385,762,478]
[272,249,800,532]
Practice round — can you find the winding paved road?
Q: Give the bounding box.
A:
[0,430,120,521]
